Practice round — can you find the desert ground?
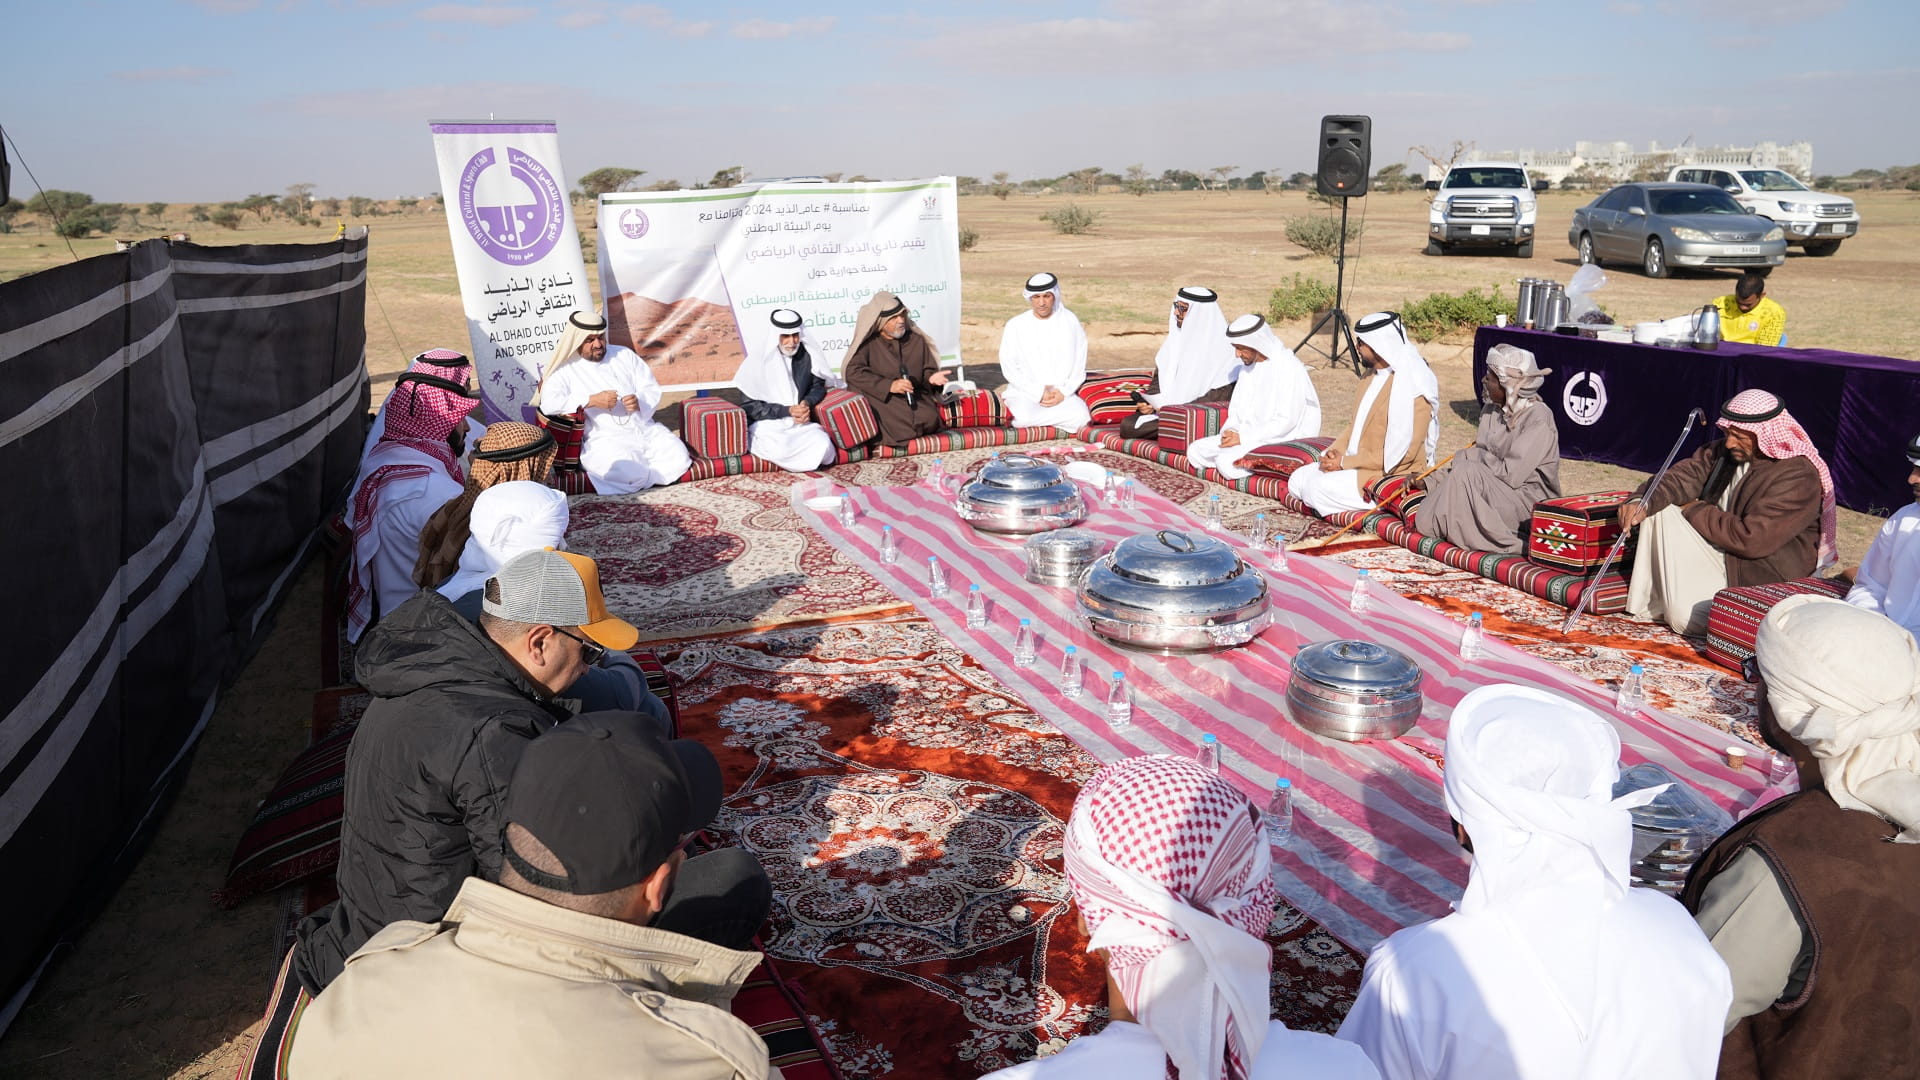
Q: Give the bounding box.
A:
[0,187,1914,1076]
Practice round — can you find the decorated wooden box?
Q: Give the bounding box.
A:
[1156,401,1230,454]
[1528,490,1632,573]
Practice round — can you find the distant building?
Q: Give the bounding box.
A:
[1427,141,1815,187]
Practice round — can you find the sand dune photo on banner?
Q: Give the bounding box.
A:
[604,245,745,386]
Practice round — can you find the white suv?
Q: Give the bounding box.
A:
[1425,162,1545,257]
[1666,166,1859,256]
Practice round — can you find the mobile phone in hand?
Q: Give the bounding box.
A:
[1128,390,1148,405]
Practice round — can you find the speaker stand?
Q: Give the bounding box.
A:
[1295,196,1362,374]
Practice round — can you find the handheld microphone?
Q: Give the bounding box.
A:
[901,364,915,407]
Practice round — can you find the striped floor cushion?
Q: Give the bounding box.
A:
[1239,436,1334,479]
[939,389,1008,429]
[681,397,750,459]
[1077,374,1153,426]
[838,425,1060,461]
[1156,401,1230,454]
[1374,515,1629,614]
[816,388,880,451]
[680,453,793,483]
[1087,428,1305,508]
[1704,576,1850,672]
[538,410,596,495]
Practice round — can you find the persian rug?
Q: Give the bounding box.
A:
[662,616,1364,1079]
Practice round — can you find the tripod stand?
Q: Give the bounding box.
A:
[1295,195,1362,373]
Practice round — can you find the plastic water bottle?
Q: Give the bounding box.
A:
[1459,612,1485,661]
[927,555,950,598]
[880,525,899,565]
[1767,750,1795,787]
[1616,663,1646,713]
[928,457,946,488]
[1013,618,1037,667]
[1349,569,1372,615]
[837,494,857,528]
[1247,512,1270,548]
[1197,733,1221,774]
[1266,779,1295,846]
[1120,478,1138,510]
[1205,493,1223,531]
[1270,532,1290,572]
[1103,470,1118,499]
[965,584,988,629]
[1059,645,1083,698]
[1105,671,1132,728]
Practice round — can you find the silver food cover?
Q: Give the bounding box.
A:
[1076,530,1270,651]
[1024,528,1105,586]
[1286,639,1424,742]
[953,453,1088,535]
[1612,762,1735,894]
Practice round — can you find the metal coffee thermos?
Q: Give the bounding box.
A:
[1691,303,1722,351]
[1515,278,1542,328]
[1538,286,1569,331]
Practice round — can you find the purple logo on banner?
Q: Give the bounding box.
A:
[1563,371,1608,426]
[457,146,565,266]
[619,207,650,240]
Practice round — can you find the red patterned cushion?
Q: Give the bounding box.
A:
[816,388,880,450]
[538,410,596,494]
[1156,402,1230,454]
[732,952,841,1080]
[1529,491,1631,573]
[1077,374,1153,426]
[939,389,1008,429]
[1375,514,1630,614]
[1704,577,1850,671]
[1239,436,1333,478]
[1366,473,1425,518]
[681,397,749,459]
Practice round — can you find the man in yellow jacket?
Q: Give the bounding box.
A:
[1715,272,1787,347]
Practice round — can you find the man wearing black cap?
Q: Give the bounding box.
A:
[285,713,775,1078]
[1845,433,1920,638]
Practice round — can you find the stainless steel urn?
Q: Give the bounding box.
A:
[952,453,1088,535]
[1075,530,1271,652]
[1286,639,1425,742]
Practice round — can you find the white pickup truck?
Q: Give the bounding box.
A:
[1665,165,1859,256]
[1424,162,1547,257]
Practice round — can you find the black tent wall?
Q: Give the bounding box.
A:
[0,233,369,1022]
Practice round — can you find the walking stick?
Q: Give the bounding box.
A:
[1559,407,1707,634]
[1289,444,1471,552]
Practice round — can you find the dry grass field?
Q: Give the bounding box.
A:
[0,187,1915,1077]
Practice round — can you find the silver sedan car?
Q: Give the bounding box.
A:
[1568,182,1786,278]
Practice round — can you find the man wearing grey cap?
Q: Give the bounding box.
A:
[286,713,775,1077]
[1845,433,1920,638]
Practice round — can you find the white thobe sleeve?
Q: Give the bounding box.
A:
[1335,944,1432,1080]
[1000,319,1041,398]
[1063,319,1088,391]
[1846,517,1899,614]
[543,363,595,415]
[626,353,664,423]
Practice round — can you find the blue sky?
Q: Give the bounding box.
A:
[4,0,1916,202]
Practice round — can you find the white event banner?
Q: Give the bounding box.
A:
[430,120,591,423]
[597,177,961,390]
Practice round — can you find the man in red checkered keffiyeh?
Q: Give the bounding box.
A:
[981,756,1377,1080]
[1622,388,1834,636]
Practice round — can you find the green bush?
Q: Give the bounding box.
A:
[958,225,979,251]
[1398,286,1518,341]
[209,207,244,230]
[1040,203,1100,235]
[1268,274,1337,322]
[1283,213,1365,257]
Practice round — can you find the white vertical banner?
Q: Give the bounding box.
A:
[429,120,590,423]
[597,178,962,389]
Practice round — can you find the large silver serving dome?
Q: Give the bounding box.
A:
[1613,762,1735,894]
[953,453,1088,535]
[1075,530,1270,652]
[1286,639,1424,742]
[1024,529,1105,587]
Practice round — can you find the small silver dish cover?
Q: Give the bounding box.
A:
[1076,530,1270,651]
[1286,639,1424,742]
[1612,763,1735,894]
[953,453,1088,535]
[1024,528,1105,586]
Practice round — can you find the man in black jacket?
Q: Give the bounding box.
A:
[732,307,835,471]
[291,547,640,993]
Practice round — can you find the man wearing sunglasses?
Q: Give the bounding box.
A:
[289,548,641,998]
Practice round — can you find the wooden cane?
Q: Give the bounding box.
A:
[1288,444,1470,551]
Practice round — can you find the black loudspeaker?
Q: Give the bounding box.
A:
[1316,115,1372,198]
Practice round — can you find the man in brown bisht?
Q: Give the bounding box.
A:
[843,291,951,449]
[1682,595,1920,1079]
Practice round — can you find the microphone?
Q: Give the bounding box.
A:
[901,363,915,408]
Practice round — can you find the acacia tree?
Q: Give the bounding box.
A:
[1123,164,1152,196]
[1206,165,1238,191]
[991,171,1012,200]
[578,167,644,197]
[1071,166,1103,194]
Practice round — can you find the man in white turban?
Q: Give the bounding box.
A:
[1338,684,1731,1080]
[732,308,834,471]
[999,272,1092,434]
[1682,596,1920,1076]
[1120,287,1241,439]
[1184,314,1321,480]
[983,755,1378,1080]
[533,310,690,493]
[1844,433,1920,637]
[1413,343,1562,553]
[1287,311,1439,516]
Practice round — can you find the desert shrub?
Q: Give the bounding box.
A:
[1283,214,1366,257]
[1398,286,1518,341]
[1041,203,1100,235]
[348,195,375,217]
[958,225,979,251]
[209,207,243,230]
[190,205,210,222]
[1267,274,1337,322]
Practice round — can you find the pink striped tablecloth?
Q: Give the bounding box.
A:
[794,477,1769,951]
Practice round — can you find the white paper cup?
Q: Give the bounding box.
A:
[1724,745,1749,770]
[1495,314,1509,328]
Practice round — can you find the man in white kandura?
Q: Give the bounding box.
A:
[1185,314,1322,480]
[1845,432,1920,638]
[1288,311,1440,516]
[732,308,835,472]
[1120,286,1241,439]
[533,310,691,494]
[1337,683,1732,1080]
[999,272,1091,434]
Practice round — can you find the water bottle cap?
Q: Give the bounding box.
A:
[1019,618,1031,626]
[1276,777,1292,789]
[882,525,892,532]
[1630,663,1644,673]
[1210,493,1220,501]
[1111,670,1124,680]
[1256,512,1266,519]
[928,556,939,564]
[1064,645,1077,654]
[1469,612,1482,623]
[1202,733,1217,744]
[968,583,980,592]
[1358,569,1370,578]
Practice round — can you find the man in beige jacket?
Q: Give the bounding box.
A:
[286,713,778,1078]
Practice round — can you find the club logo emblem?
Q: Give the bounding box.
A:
[1563,370,1607,426]
[456,145,566,266]
[619,207,650,240]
